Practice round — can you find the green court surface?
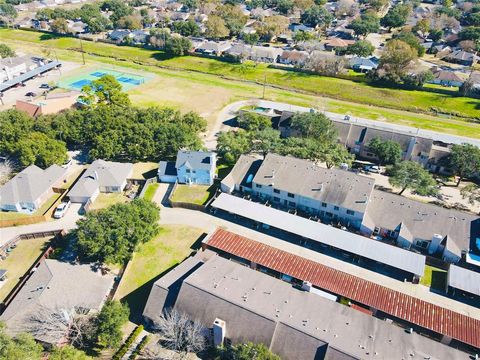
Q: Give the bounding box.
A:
[58,68,150,91]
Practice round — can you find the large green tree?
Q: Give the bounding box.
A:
[290,112,337,144]
[447,144,480,186]
[216,130,253,164]
[348,12,380,37]
[95,301,130,349]
[238,112,272,131]
[49,346,91,360]
[0,324,43,360]
[388,161,437,195]
[368,137,402,165]
[381,3,411,30]
[75,199,160,264]
[80,75,130,107]
[376,39,417,83]
[16,132,67,168]
[0,44,15,58]
[345,40,375,57]
[300,6,333,28]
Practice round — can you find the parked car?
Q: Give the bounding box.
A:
[39,83,50,89]
[364,165,381,173]
[344,115,351,121]
[53,201,71,219]
[25,92,37,97]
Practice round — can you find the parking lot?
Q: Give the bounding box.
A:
[0,60,81,109]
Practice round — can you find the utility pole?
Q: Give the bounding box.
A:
[79,38,86,65]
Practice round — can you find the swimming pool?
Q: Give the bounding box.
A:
[59,68,147,91]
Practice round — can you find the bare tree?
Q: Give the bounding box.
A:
[153,309,207,359]
[0,158,13,186]
[26,306,96,348]
[303,52,347,76]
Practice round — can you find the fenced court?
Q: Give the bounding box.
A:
[58,68,149,91]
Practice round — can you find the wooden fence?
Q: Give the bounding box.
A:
[138,177,158,199]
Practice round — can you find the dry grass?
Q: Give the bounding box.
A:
[89,193,130,211]
[131,162,159,180]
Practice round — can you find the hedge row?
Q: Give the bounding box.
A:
[129,335,151,360]
[112,325,144,360]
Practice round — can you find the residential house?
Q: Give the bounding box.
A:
[108,29,131,43]
[67,159,133,203]
[289,23,314,33]
[430,68,464,87]
[1,259,114,346]
[323,37,355,51]
[195,41,232,56]
[278,50,308,66]
[0,55,41,83]
[158,150,216,185]
[444,49,479,66]
[0,165,67,213]
[249,46,283,63]
[143,253,469,359]
[349,56,378,72]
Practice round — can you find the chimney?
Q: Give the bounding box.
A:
[212,318,226,347]
[428,234,443,255]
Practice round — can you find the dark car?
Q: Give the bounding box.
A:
[39,83,50,89]
[25,92,37,97]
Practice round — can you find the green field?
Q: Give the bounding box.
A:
[170,184,214,205]
[420,265,447,291]
[2,29,480,137]
[143,183,159,202]
[115,225,204,315]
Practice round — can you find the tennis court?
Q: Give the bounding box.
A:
[59,68,148,91]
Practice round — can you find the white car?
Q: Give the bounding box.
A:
[61,159,73,169]
[53,201,71,219]
[364,165,381,173]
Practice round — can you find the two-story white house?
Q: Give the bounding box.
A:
[159,150,217,186]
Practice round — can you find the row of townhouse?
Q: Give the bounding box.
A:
[242,107,465,173]
[221,153,480,265]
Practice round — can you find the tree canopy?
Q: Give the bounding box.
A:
[348,12,380,37]
[215,342,281,360]
[301,6,333,27]
[0,324,43,360]
[49,346,91,360]
[0,44,15,58]
[381,3,411,29]
[75,199,160,264]
[388,161,437,195]
[368,137,402,165]
[95,301,130,349]
[447,144,480,186]
[344,40,375,57]
[376,39,417,83]
[80,75,130,107]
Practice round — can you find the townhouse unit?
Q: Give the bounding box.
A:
[222,153,375,230]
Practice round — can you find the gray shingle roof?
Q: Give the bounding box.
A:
[175,151,215,172]
[68,160,132,199]
[169,256,466,360]
[448,265,480,296]
[365,189,477,255]
[0,164,66,206]
[253,153,375,213]
[1,259,114,344]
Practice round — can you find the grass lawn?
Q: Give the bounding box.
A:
[170,184,214,205]
[420,265,447,291]
[0,193,62,221]
[216,164,233,180]
[89,193,129,211]
[1,28,480,138]
[115,225,205,317]
[143,183,159,202]
[0,237,52,302]
[130,162,159,180]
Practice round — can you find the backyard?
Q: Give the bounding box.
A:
[115,225,205,317]
[89,193,130,211]
[170,184,214,205]
[0,236,52,302]
[420,265,448,291]
[1,29,480,138]
[131,162,159,180]
[143,183,159,202]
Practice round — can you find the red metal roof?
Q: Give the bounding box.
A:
[206,228,480,349]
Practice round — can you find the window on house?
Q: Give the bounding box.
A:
[334,206,339,211]
[288,201,296,207]
[416,240,429,249]
[287,192,295,198]
[186,169,191,173]
[346,210,354,216]
[273,196,280,202]
[326,212,333,217]
[256,184,262,188]
[321,202,327,208]
[192,170,196,174]
[273,189,280,194]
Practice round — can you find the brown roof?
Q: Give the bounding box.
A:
[15,100,41,117]
[324,38,355,48]
[205,228,480,349]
